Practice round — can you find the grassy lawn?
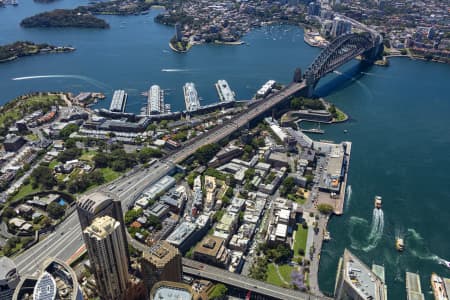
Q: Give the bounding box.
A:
[278,264,294,283]
[266,263,285,286]
[288,194,306,205]
[266,263,293,287]
[80,150,97,162]
[100,167,120,182]
[0,94,63,129]
[294,224,308,257]
[11,183,41,201]
[334,107,347,122]
[25,133,39,141]
[49,159,59,169]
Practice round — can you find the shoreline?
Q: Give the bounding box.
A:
[213,40,245,45]
[168,41,189,53]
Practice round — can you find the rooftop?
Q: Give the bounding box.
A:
[0,256,16,280]
[84,215,119,239]
[343,249,386,300]
[150,281,193,300]
[166,222,197,245]
[194,235,225,257]
[143,241,179,268]
[77,192,113,214]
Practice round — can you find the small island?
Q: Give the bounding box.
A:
[0,41,75,64]
[20,9,110,29]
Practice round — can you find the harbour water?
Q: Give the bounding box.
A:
[1,2,450,299]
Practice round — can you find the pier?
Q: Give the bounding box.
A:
[215,79,236,102]
[146,85,164,115]
[109,89,127,112]
[405,272,425,300]
[183,82,201,112]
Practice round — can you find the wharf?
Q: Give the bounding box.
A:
[316,141,351,215]
[301,128,324,134]
[406,272,425,300]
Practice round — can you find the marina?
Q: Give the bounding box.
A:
[215,80,236,102]
[109,89,127,112]
[300,123,325,134]
[183,82,201,112]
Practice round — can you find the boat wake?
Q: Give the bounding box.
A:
[12,74,110,89]
[348,208,384,252]
[161,68,190,72]
[362,208,384,252]
[345,185,352,211]
[406,228,441,262]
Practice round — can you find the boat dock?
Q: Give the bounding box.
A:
[109,89,127,112]
[301,127,325,134]
[406,272,425,300]
[183,82,201,112]
[215,79,236,102]
[147,85,165,115]
[431,273,448,300]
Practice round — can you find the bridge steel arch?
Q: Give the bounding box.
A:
[303,32,379,97]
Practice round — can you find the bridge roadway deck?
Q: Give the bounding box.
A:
[182,258,330,300]
[13,82,306,278]
[169,82,306,164]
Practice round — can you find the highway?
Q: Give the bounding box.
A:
[170,82,306,164]
[182,258,330,300]
[13,82,307,282]
[13,161,174,275]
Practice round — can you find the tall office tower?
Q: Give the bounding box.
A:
[140,240,182,293]
[83,216,129,300]
[76,192,129,264]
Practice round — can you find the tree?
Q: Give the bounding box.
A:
[88,169,105,185]
[31,166,56,189]
[209,284,228,300]
[291,98,302,110]
[194,144,220,165]
[281,176,295,196]
[317,203,334,215]
[59,124,79,140]
[124,208,142,225]
[93,152,109,168]
[3,207,17,219]
[58,147,82,163]
[47,202,65,219]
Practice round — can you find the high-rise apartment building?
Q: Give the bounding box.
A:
[83,216,129,300]
[76,192,129,264]
[140,240,182,293]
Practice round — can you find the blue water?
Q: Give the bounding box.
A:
[1,2,450,299]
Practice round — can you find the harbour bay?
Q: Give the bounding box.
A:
[1,1,450,299]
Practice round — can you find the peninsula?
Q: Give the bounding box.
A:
[0,41,75,64]
[20,9,110,29]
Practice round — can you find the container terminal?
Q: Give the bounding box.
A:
[183,82,200,112]
[109,89,127,112]
[215,80,236,102]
